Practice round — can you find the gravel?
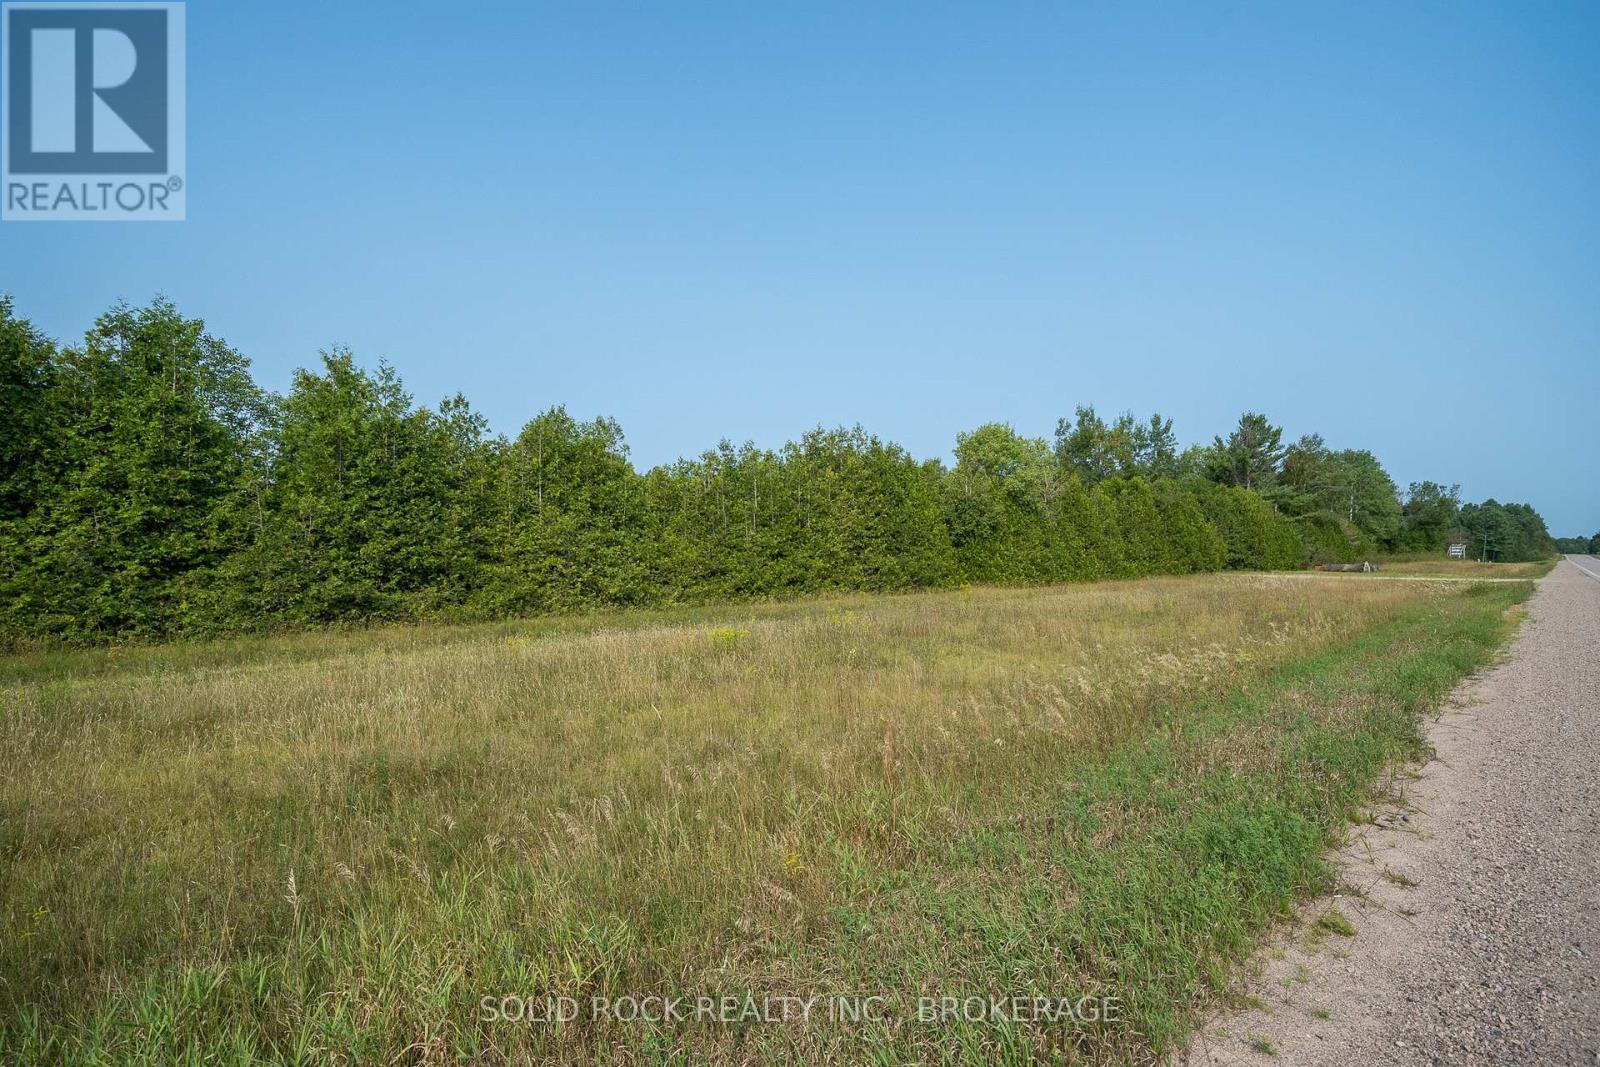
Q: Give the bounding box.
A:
[1187,557,1600,1066]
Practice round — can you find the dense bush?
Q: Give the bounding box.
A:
[1296,513,1369,564]
[1189,482,1303,571]
[0,298,1552,645]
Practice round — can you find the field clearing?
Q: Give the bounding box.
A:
[0,573,1532,1064]
[1369,554,1555,579]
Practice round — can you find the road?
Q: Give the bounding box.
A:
[1188,556,1600,1066]
[1569,555,1600,582]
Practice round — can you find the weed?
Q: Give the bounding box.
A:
[1315,911,1358,938]
[1246,1033,1279,1055]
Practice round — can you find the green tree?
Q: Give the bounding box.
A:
[32,294,1583,647]
[1055,406,1120,485]
[1211,412,1285,492]
[1400,481,1461,552]
[644,441,788,599]
[1457,499,1555,563]
[6,301,264,639]
[1279,435,1402,554]
[227,351,487,625]
[1152,480,1227,573]
[1055,406,1179,484]
[1138,413,1180,478]
[0,298,57,524]
[488,408,647,613]
[946,423,1062,582]
[1323,450,1401,549]
[1190,481,1303,570]
[0,300,61,642]
[1278,434,1330,516]
[783,427,953,591]
[1095,478,1168,574]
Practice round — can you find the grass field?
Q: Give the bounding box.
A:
[0,573,1533,1064]
[1369,553,1555,579]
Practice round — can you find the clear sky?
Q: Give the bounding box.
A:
[5,1,1597,534]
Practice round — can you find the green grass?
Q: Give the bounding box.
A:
[0,573,1531,1064]
[1245,1033,1279,1056]
[1313,911,1357,939]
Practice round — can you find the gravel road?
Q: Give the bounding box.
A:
[1187,556,1600,1066]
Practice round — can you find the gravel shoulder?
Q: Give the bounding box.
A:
[1186,556,1600,1066]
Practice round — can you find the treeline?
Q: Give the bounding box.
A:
[1554,533,1600,555]
[1178,414,1556,565]
[0,299,1556,644]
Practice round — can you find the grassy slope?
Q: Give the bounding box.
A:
[0,575,1531,1064]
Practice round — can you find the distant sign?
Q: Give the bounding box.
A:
[1447,543,1467,559]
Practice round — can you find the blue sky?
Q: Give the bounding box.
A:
[5,1,1598,534]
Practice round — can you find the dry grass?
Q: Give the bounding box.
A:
[0,573,1530,1063]
[1371,554,1554,578]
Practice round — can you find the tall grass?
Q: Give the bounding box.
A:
[0,573,1530,1063]
[1372,554,1554,578]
